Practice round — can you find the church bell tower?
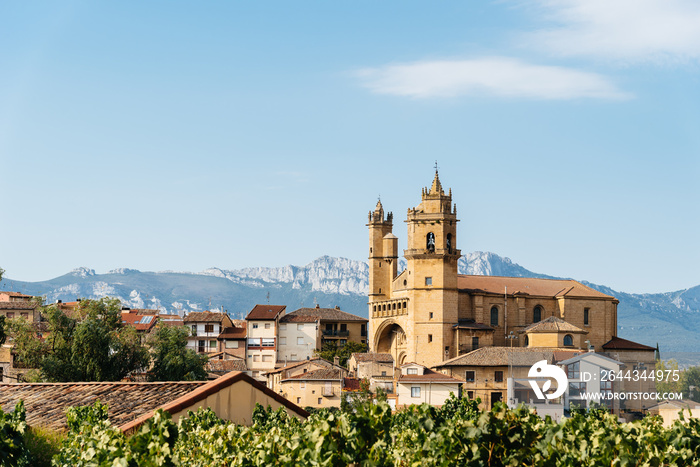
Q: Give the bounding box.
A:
[403,170,461,365]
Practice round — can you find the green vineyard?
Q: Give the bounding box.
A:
[1,395,700,466]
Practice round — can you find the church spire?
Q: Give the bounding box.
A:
[428,170,444,196]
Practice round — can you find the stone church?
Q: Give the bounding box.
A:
[368,171,618,369]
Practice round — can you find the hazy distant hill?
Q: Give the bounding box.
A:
[3,252,698,355]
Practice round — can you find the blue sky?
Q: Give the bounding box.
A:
[1,1,698,293]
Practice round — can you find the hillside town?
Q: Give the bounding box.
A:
[1,172,697,434]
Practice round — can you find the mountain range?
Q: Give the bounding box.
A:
[2,252,698,356]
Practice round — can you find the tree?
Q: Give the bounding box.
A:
[0,315,6,347]
[147,324,208,381]
[315,341,368,368]
[10,297,149,382]
[656,359,683,395]
[682,366,700,403]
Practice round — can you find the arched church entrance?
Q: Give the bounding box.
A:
[374,322,407,365]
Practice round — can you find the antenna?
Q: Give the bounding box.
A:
[266,292,270,305]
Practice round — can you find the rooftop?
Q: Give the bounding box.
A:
[245,304,286,321]
[457,276,616,301]
[602,336,656,351]
[0,381,206,431]
[434,347,580,368]
[183,311,231,324]
[351,353,394,363]
[285,367,345,381]
[283,305,367,323]
[521,317,587,334]
[218,326,246,339]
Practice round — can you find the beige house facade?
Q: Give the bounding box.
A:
[183,311,233,355]
[368,171,619,369]
[396,363,462,408]
[280,366,347,409]
[245,305,286,378]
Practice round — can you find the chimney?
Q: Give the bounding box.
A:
[315,304,320,309]
[335,306,340,310]
[334,356,340,366]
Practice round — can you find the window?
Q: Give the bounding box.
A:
[446,233,452,254]
[466,371,475,382]
[225,340,239,349]
[253,355,260,362]
[411,387,421,398]
[584,308,590,326]
[567,362,580,379]
[495,371,504,383]
[524,335,529,346]
[20,313,28,320]
[191,325,197,335]
[407,368,418,375]
[291,354,297,360]
[280,324,287,330]
[6,312,14,319]
[472,336,479,350]
[252,323,259,329]
[297,337,304,345]
[490,306,499,326]
[428,334,433,343]
[300,382,306,389]
[429,312,433,319]
[297,397,301,404]
[209,340,216,348]
[467,391,474,399]
[265,323,271,329]
[533,306,542,323]
[318,398,322,405]
[205,324,214,333]
[297,324,304,331]
[262,355,273,362]
[568,382,585,397]
[381,371,387,376]
[339,339,347,346]
[340,323,347,332]
[563,334,574,346]
[248,338,260,347]
[280,337,287,345]
[261,338,275,347]
[426,232,435,252]
[425,277,433,286]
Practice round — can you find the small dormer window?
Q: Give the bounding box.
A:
[407,367,418,375]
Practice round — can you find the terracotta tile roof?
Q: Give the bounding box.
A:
[285,368,345,381]
[279,314,319,323]
[245,304,286,321]
[264,358,335,375]
[399,367,463,383]
[0,381,206,431]
[453,320,495,331]
[0,292,34,299]
[434,347,580,368]
[183,311,231,324]
[457,275,616,300]
[0,302,38,310]
[218,326,246,339]
[207,350,244,360]
[121,312,158,332]
[343,378,362,391]
[206,359,247,373]
[284,306,367,323]
[602,337,656,351]
[120,371,309,434]
[521,317,587,334]
[351,353,394,363]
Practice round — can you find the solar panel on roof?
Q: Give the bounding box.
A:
[140,316,153,324]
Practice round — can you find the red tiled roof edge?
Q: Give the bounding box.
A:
[118,371,308,434]
[602,337,656,351]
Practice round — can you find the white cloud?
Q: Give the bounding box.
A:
[357,57,628,100]
[528,0,700,62]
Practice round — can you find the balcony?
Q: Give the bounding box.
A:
[322,330,350,338]
[322,388,335,397]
